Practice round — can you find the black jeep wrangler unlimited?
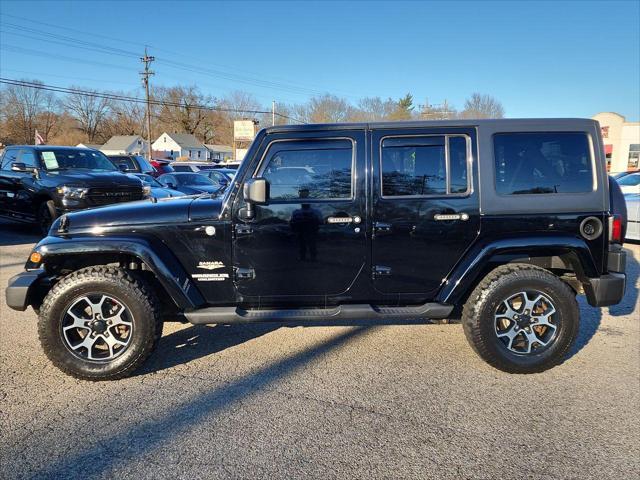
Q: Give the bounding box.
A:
[5,119,627,380]
[0,146,147,234]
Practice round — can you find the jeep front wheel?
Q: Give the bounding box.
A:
[38,266,162,381]
[462,264,579,373]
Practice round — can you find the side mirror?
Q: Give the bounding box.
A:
[118,163,130,172]
[11,162,30,172]
[243,178,269,205]
[239,178,269,220]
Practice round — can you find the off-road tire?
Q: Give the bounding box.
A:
[37,200,57,236]
[462,264,579,374]
[38,266,163,381]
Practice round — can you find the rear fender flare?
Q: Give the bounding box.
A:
[437,235,599,305]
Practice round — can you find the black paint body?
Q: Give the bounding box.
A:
[15,120,624,315]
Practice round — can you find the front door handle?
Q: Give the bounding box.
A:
[327,216,354,224]
[434,213,470,221]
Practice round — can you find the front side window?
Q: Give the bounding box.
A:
[380,135,470,197]
[19,150,38,168]
[260,139,353,201]
[494,132,593,195]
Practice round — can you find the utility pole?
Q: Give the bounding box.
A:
[140,47,155,163]
[272,100,276,126]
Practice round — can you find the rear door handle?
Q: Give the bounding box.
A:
[374,222,391,232]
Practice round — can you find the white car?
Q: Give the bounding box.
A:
[625,194,640,241]
[616,172,640,194]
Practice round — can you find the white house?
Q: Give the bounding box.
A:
[76,142,103,150]
[152,132,208,161]
[100,135,149,155]
[205,144,233,162]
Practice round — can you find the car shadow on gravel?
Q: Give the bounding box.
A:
[30,326,373,480]
[138,323,282,376]
[139,318,435,376]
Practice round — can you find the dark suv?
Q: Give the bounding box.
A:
[5,119,627,380]
[106,154,155,175]
[0,146,146,233]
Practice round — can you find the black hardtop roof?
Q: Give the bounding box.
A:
[262,118,598,134]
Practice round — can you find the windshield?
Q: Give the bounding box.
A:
[618,174,640,186]
[135,173,162,187]
[178,173,215,186]
[40,149,117,171]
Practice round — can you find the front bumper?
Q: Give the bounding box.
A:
[5,269,46,311]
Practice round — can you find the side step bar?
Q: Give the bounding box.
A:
[184,303,453,325]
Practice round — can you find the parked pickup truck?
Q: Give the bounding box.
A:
[6,119,627,380]
[0,146,147,234]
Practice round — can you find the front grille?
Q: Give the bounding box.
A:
[86,186,144,206]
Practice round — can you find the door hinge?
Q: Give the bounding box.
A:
[235,267,255,280]
[235,224,253,236]
[372,265,392,277]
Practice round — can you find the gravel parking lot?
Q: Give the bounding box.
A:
[1,219,638,480]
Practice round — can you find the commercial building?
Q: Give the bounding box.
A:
[592,112,640,172]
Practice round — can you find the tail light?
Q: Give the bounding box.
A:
[609,214,623,244]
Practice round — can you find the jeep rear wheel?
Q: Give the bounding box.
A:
[462,264,579,373]
[38,266,162,381]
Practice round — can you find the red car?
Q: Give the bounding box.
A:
[150,159,174,178]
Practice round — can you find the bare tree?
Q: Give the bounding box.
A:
[105,97,146,137]
[64,87,111,142]
[0,80,59,144]
[297,94,353,123]
[351,97,398,121]
[460,93,505,119]
[155,86,213,137]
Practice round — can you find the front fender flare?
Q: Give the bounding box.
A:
[31,235,204,310]
[436,235,600,305]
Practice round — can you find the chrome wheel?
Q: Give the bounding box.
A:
[494,291,558,354]
[61,294,134,361]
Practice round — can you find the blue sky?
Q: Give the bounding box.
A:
[1,0,639,119]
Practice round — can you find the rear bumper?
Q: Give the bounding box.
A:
[5,269,46,311]
[584,273,626,307]
[582,248,627,307]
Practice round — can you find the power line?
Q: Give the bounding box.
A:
[0,78,307,124]
[0,13,365,100]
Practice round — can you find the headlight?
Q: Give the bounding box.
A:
[143,185,152,196]
[56,185,89,199]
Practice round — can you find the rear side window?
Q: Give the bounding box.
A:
[260,139,353,201]
[494,132,593,195]
[381,135,470,197]
[110,156,136,170]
